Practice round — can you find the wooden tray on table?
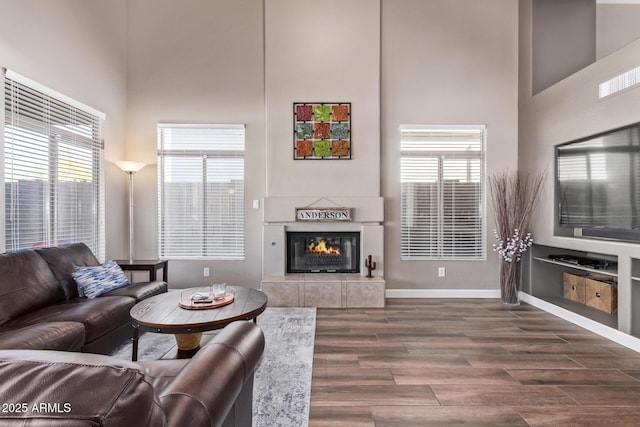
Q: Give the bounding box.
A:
[178,292,235,310]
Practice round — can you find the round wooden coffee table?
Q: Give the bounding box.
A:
[129,285,267,361]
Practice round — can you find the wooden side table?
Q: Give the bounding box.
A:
[115,259,168,282]
[129,286,268,361]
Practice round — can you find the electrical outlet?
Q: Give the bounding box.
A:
[438,267,445,278]
[203,267,210,277]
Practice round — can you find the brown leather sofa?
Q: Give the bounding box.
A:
[0,243,167,354]
[0,321,265,427]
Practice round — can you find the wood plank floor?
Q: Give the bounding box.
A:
[309,298,640,426]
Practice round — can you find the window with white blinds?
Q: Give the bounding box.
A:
[400,125,486,260]
[157,124,245,259]
[3,70,105,258]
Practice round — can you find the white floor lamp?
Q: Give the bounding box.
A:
[115,161,146,262]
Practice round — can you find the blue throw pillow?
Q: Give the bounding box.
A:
[72,260,131,299]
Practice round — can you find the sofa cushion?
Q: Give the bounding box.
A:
[0,350,167,426]
[7,297,135,343]
[0,249,66,326]
[72,260,131,299]
[0,322,85,351]
[104,280,168,302]
[36,243,100,300]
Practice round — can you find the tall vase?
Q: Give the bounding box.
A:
[500,259,521,306]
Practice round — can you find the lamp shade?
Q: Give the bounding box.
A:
[115,161,146,173]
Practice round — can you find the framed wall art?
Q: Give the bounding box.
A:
[293,102,351,160]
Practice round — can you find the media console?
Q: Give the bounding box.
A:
[520,244,640,350]
[547,254,617,270]
[525,245,619,330]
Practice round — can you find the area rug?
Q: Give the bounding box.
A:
[109,307,316,427]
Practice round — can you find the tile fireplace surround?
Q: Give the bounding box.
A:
[261,196,385,308]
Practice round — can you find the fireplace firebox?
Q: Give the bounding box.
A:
[287,231,360,273]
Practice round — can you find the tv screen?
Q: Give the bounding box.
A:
[556,122,640,242]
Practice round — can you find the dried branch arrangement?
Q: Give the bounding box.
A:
[489,169,546,303]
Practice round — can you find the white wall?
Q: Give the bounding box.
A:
[531,0,595,95]
[264,0,380,198]
[381,0,519,290]
[125,0,265,288]
[0,0,129,259]
[596,4,640,60]
[519,0,640,332]
[1,0,523,293]
[262,0,383,280]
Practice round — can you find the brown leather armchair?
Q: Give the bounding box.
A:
[0,321,264,427]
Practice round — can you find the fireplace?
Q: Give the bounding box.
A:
[287,231,360,273]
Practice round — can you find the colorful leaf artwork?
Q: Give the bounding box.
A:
[296,123,313,139]
[296,104,313,121]
[332,140,349,157]
[314,123,331,139]
[313,105,331,122]
[331,123,348,139]
[314,140,331,157]
[296,140,313,157]
[331,105,349,122]
[293,102,350,159]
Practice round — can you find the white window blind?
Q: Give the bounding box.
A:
[400,125,486,260]
[3,70,105,258]
[599,66,640,99]
[157,123,245,259]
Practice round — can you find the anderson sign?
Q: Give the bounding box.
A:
[295,207,352,222]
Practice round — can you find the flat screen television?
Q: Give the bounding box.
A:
[556,122,640,242]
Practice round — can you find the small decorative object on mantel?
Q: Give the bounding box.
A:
[293,102,351,160]
[489,169,545,306]
[365,255,377,278]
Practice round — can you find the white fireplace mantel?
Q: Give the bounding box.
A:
[263,196,383,224]
[261,196,385,307]
[262,196,384,277]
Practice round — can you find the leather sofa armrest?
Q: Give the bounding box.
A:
[156,321,265,427]
[102,280,168,301]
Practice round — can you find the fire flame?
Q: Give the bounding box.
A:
[308,238,341,255]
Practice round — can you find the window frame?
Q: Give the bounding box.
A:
[3,69,105,258]
[157,123,246,260]
[400,124,487,261]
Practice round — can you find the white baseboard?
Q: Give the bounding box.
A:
[385,289,501,299]
[519,293,640,353]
